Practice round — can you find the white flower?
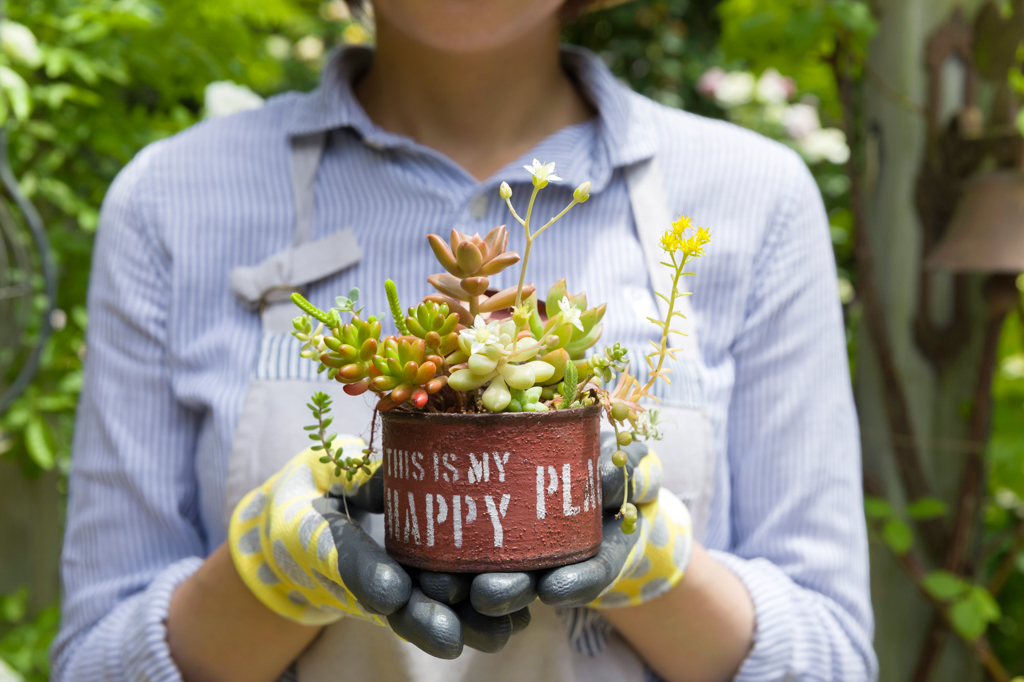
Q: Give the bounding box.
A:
[499,181,512,200]
[713,72,755,108]
[755,68,795,105]
[265,35,291,60]
[203,81,264,119]
[799,128,850,165]
[1000,353,1024,380]
[559,296,584,332]
[0,21,42,68]
[524,159,561,188]
[294,35,325,61]
[460,316,502,355]
[781,103,821,140]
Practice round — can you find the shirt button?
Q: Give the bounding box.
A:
[469,195,488,220]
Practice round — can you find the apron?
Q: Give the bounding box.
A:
[226,130,716,682]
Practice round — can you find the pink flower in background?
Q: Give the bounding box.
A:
[697,67,726,98]
[755,68,796,104]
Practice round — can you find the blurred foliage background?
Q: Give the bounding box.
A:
[0,0,1021,680]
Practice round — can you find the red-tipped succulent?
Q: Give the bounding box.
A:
[370,336,448,410]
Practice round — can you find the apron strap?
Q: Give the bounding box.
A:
[291,132,327,248]
[624,157,699,361]
[229,131,362,312]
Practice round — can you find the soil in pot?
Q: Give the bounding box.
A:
[380,404,604,572]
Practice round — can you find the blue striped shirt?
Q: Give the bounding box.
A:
[53,47,876,681]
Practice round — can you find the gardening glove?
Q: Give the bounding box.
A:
[466,436,693,615]
[230,443,492,659]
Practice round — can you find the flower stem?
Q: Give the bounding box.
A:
[504,197,526,226]
[514,239,534,310]
[532,198,578,239]
[641,252,686,396]
[612,421,629,514]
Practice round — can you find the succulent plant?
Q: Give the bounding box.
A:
[313,316,382,394]
[525,279,607,360]
[370,336,447,409]
[427,225,529,320]
[405,300,460,356]
[506,386,548,412]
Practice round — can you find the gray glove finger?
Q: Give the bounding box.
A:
[454,600,513,653]
[313,497,412,615]
[599,435,648,513]
[330,465,385,514]
[470,572,537,616]
[387,587,464,660]
[536,514,641,607]
[509,606,531,635]
[418,571,473,605]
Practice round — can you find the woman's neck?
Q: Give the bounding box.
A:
[354,16,593,181]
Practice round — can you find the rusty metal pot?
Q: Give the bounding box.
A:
[379,404,603,572]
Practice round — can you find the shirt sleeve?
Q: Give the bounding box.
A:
[51,144,204,682]
[709,153,877,681]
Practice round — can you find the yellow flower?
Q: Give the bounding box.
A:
[660,231,680,253]
[660,219,711,258]
[671,215,691,236]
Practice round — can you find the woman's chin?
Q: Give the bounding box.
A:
[374,0,566,54]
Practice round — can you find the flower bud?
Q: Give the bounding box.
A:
[573,181,591,203]
[499,181,512,200]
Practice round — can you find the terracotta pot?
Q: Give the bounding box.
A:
[380,404,603,572]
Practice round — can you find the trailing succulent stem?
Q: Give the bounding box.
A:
[305,392,373,520]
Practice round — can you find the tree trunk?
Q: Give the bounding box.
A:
[860,1,990,680]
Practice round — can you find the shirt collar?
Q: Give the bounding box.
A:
[286,45,659,185]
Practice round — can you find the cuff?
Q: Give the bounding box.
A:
[122,557,204,682]
[706,550,793,682]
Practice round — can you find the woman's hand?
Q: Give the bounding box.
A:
[426,439,693,618]
[227,443,513,659]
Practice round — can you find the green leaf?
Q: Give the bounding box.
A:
[922,570,968,601]
[949,596,988,641]
[863,496,892,520]
[907,497,948,520]
[968,586,1000,622]
[0,587,28,623]
[0,66,32,121]
[881,519,913,555]
[24,418,54,470]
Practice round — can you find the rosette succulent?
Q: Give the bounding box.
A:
[371,336,447,409]
[426,225,534,321]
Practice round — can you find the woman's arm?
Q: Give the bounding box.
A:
[168,544,321,682]
[52,147,317,682]
[602,545,753,682]
[606,152,876,682]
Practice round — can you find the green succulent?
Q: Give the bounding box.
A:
[506,386,548,412]
[526,280,607,358]
[316,317,382,393]
[405,300,461,356]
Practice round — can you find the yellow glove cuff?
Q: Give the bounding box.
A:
[229,443,385,626]
[590,487,693,610]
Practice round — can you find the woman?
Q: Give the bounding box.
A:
[52,1,876,681]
